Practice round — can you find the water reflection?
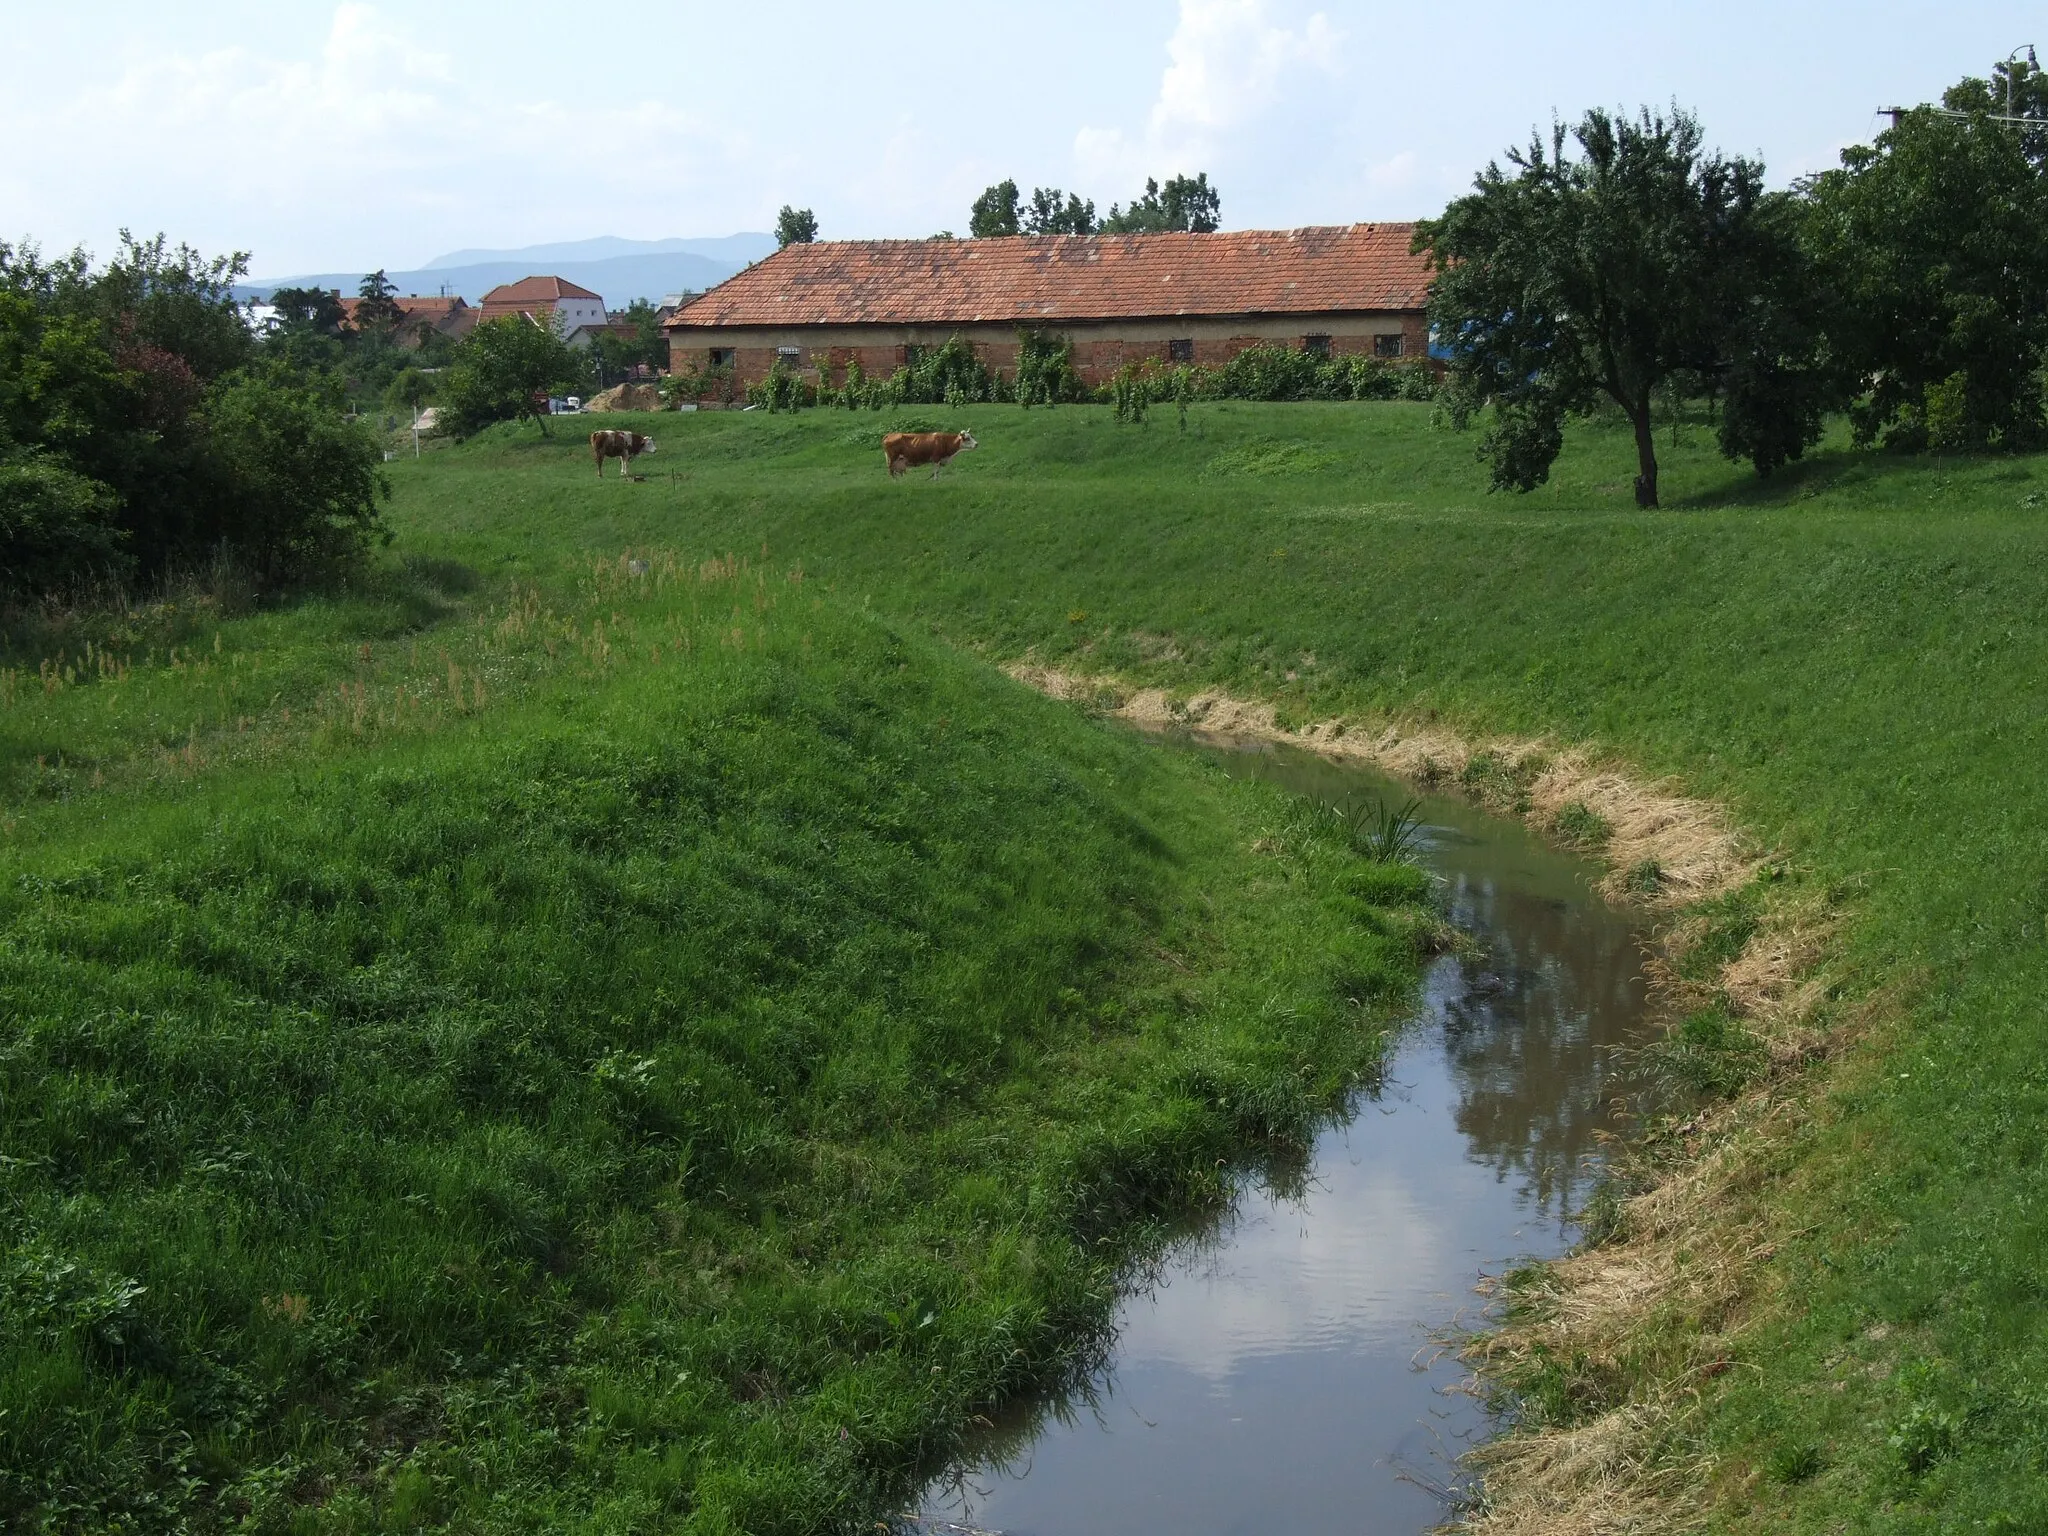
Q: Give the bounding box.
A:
[914,735,1650,1536]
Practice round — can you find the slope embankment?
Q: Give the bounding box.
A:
[399,401,2048,1531]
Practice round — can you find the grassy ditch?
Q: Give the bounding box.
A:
[378,403,2048,1530]
[0,554,1436,1530]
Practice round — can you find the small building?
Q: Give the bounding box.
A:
[335,293,476,348]
[477,276,610,348]
[663,224,1431,388]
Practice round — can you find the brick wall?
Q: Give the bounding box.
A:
[668,313,1427,390]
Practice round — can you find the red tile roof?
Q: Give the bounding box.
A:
[480,275,603,305]
[667,224,1428,330]
[337,294,470,326]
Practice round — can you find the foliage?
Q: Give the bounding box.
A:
[0,235,384,595]
[384,366,436,414]
[1420,106,1828,506]
[589,297,668,384]
[970,179,1022,238]
[351,269,405,335]
[437,315,581,437]
[1802,56,2048,451]
[1101,173,1222,234]
[1211,343,1436,403]
[0,456,130,597]
[200,369,389,578]
[266,285,348,335]
[1025,187,1097,236]
[775,205,819,247]
[1014,328,1086,406]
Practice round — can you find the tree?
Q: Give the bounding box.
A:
[437,315,581,437]
[775,206,819,247]
[970,180,1022,238]
[352,269,405,334]
[269,286,348,335]
[1025,187,1096,236]
[1102,173,1222,233]
[1800,55,2048,451]
[1419,106,1827,508]
[385,367,436,415]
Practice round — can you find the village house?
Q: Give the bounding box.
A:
[477,276,612,348]
[335,293,477,348]
[663,224,1432,389]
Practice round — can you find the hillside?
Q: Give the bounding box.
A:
[0,515,1431,1530]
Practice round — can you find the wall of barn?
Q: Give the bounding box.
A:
[665,311,1426,391]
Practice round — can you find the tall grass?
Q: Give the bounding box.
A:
[0,545,1432,1530]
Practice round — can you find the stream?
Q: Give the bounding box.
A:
[913,732,1652,1535]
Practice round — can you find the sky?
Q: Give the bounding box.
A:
[2,0,2040,278]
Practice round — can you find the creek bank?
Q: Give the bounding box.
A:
[1005,665,1847,1534]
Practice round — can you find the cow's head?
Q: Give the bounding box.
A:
[639,437,658,454]
[958,431,979,451]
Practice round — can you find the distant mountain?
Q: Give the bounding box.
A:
[422,234,777,269]
[240,237,777,309]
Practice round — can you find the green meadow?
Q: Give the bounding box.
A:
[9,396,2048,1530]
[0,455,1434,1530]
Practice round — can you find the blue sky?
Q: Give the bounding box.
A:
[3,1,2038,277]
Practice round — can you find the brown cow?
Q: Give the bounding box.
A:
[591,429,657,478]
[882,430,978,479]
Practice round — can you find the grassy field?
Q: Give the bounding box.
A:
[0,536,1437,1529]
[11,395,2048,1532]
[355,401,2048,1531]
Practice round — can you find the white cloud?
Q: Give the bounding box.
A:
[1075,0,1343,187]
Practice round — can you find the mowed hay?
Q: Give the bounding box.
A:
[585,382,665,412]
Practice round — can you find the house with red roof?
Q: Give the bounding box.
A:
[662,225,1432,389]
[336,293,476,348]
[477,276,611,348]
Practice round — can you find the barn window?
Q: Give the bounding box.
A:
[1374,333,1405,359]
[1302,334,1332,359]
[1168,338,1194,364]
[709,348,735,368]
[776,347,803,370]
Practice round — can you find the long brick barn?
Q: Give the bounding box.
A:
[663,224,1432,389]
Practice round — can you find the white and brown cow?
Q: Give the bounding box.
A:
[591,429,657,478]
[882,430,978,479]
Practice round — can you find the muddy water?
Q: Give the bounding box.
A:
[914,735,1651,1536]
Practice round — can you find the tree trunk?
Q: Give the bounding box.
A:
[1630,400,1660,509]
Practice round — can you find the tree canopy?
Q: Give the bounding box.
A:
[436,315,580,438]
[775,206,819,248]
[1802,54,2048,451]
[970,180,1021,238]
[1419,106,1825,507]
[352,269,405,334]
[1101,173,1221,233]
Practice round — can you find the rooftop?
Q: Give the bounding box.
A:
[666,224,1429,330]
[480,275,604,305]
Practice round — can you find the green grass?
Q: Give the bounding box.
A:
[1,548,1434,1529]
[349,400,2048,1531]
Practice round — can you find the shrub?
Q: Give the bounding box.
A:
[200,371,389,580]
[1015,328,1086,407]
[0,457,130,598]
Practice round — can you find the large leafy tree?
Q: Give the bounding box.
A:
[1420,107,1826,507]
[1802,55,2048,451]
[437,315,581,437]
[1102,173,1221,233]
